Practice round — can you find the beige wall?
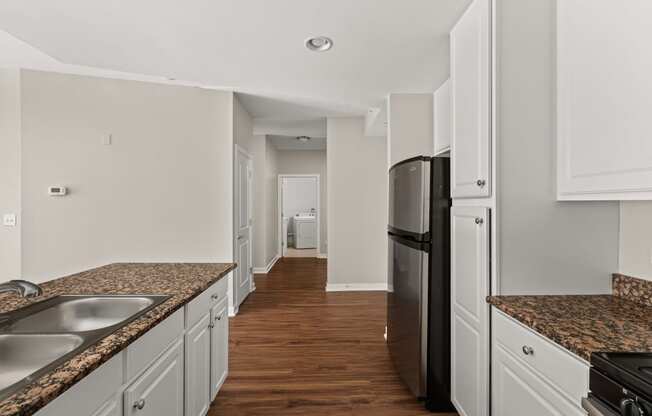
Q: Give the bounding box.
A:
[326,117,388,289]
[496,0,619,294]
[277,150,327,255]
[250,135,268,269]
[264,138,279,265]
[620,201,652,281]
[387,93,433,166]
[19,70,234,282]
[0,69,22,281]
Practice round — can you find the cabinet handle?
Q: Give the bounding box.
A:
[522,345,534,356]
[209,323,215,329]
[211,294,219,300]
[476,179,486,187]
[475,217,484,225]
[216,315,222,321]
[133,399,146,410]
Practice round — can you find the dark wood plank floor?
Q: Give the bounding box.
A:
[209,257,456,416]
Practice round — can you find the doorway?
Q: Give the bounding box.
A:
[232,144,253,316]
[277,175,320,258]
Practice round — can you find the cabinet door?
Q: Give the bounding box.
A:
[434,78,451,154]
[492,344,585,416]
[450,0,491,199]
[451,206,490,416]
[185,313,211,416]
[124,339,183,416]
[210,298,229,400]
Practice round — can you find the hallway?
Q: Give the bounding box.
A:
[209,258,453,416]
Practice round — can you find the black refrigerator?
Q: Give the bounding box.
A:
[387,156,453,412]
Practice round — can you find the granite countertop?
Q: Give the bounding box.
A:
[0,262,236,416]
[487,292,652,362]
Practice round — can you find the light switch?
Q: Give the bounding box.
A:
[3,214,16,227]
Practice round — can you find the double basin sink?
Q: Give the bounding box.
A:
[0,295,170,400]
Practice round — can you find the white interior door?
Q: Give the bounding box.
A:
[451,206,490,416]
[234,146,253,313]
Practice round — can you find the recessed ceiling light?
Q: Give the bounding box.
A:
[305,36,333,52]
[297,136,311,142]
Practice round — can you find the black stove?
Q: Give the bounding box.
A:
[587,352,652,415]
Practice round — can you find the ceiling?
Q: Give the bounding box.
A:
[269,135,327,151]
[0,0,471,120]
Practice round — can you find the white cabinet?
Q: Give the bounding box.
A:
[210,298,229,400]
[492,309,589,415]
[451,206,490,416]
[91,396,121,416]
[557,1,652,201]
[185,313,212,416]
[450,0,491,199]
[124,339,184,416]
[433,79,451,155]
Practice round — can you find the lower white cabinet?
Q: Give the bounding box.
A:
[492,309,589,416]
[451,206,490,416]
[124,339,184,416]
[210,298,229,400]
[185,313,212,416]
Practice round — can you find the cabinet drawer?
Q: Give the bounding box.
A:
[493,343,586,416]
[126,308,184,381]
[186,276,228,328]
[492,309,589,407]
[124,338,184,416]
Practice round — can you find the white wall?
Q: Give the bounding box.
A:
[277,150,327,255]
[496,0,619,294]
[250,135,268,269]
[326,117,388,289]
[620,201,652,281]
[264,137,279,266]
[19,70,234,282]
[387,93,433,166]
[0,69,22,281]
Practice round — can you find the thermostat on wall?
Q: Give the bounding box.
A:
[48,186,67,196]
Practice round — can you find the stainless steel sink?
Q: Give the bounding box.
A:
[0,294,170,400]
[6,296,162,332]
[0,334,84,392]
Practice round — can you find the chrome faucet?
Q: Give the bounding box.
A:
[0,280,43,298]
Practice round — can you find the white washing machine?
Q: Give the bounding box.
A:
[294,214,317,249]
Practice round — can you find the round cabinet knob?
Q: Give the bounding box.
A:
[216,315,222,321]
[133,399,146,410]
[209,323,215,329]
[476,179,486,187]
[475,217,484,225]
[211,294,219,300]
[522,345,534,356]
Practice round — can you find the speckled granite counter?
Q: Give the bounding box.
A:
[0,263,236,416]
[488,294,652,361]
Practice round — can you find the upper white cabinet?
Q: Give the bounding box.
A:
[557,1,652,200]
[451,206,490,416]
[450,0,491,199]
[210,298,229,400]
[433,79,451,155]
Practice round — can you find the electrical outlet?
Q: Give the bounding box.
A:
[3,214,17,227]
[103,134,112,145]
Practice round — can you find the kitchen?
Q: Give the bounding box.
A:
[0,1,651,416]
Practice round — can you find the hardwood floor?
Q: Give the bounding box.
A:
[209,257,456,416]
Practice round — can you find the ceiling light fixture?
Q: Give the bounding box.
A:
[305,36,333,52]
[296,136,311,143]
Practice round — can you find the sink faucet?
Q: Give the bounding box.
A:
[0,280,43,298]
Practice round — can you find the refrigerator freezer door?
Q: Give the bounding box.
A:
[388,158,430,239]
[387,234,429,398]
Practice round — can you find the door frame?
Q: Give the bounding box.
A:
[277,174,321,257]
[232,144,254,316]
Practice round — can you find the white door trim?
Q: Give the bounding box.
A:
[277,174,321,258]
[232,144,253,316]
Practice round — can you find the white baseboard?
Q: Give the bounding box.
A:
[252,254,280,274]
[325,283,390,292]
[317,253,328,259]
[228,306,238,317]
